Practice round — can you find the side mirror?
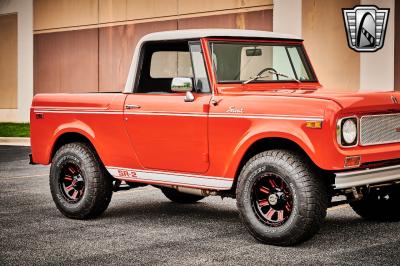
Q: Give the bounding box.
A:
[171,77,193,92]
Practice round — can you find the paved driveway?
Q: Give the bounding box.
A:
[1,146,399,265]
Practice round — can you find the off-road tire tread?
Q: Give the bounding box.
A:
[236,150,329,246]
[50,142,113,219]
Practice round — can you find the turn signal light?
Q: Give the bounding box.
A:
[305,121,322,129]
[344,156,361,168]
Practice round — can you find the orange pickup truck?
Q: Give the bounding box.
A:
[30,29,400,246]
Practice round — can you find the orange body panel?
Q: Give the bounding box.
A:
[30,37,400,190]
[124,93,212,173]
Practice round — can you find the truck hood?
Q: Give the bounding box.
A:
[300,90,400,113]
[232,88,400,114]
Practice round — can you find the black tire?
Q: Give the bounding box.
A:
[236,150,329,246]
[350,186,400,222]
[50,142,113,219]
[161,187,205,204]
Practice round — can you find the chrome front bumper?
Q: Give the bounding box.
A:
[335,164,400,189]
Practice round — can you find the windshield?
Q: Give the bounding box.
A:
[210,42,316,83]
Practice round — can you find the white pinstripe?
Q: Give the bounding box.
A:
[33,109,323,121]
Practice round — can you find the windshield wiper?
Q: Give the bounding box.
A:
[243,70,300,84]
[243,74,270,84]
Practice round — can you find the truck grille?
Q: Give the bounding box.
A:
[360,114,400,146]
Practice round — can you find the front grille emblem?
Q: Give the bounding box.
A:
[392,96,399,104]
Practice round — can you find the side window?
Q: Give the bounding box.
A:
[136,41,211,94]
[150,51,193,78]
[136,41,192,93]
[189,42,211,93]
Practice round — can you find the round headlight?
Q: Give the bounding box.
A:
[342,119,357,144]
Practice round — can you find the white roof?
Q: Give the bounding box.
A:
[124,29,301,93]
[139,29,301,42]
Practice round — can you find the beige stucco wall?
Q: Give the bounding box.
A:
[360,0,395,92]
[34,0,273,32]
[277,0,395,92]
[0,0,33,122]
[273,0,302,37]
[0,13,18,109]
[34,0,98,30]
[302,0,360,91]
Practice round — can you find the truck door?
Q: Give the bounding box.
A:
[124,41,212,174]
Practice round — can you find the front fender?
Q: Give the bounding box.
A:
[223,124,321,178]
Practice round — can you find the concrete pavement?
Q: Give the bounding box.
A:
[0,146,399,265]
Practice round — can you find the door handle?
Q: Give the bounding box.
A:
[125,104,141,109]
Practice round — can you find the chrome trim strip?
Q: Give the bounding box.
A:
[32,106,112,111]
[335,164,400,189]
[33,110,124,115]
[336,116,359,148]
[125,112,207,117]
[360,113,400,118]
[210,114,323,121]
[33,109,323,121]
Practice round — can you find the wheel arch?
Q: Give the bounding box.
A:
[226,135,326,192]
[50,132,97,160]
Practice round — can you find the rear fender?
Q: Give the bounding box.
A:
[46,121,97,164]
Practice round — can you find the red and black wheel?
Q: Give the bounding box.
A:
[251,173,293,227]
[237,150,329,246]
[59,163,85,203]
[50,142,113,219]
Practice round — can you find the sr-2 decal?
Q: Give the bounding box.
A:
[107,167,233,190]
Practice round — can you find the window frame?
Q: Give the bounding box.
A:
[208,40,318,84]
[188,41,211,94]
[133,39,212,94]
